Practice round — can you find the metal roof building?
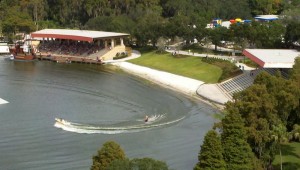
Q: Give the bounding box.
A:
[31,29,129,42]
[243,49,300,68]
[254,15,279,21]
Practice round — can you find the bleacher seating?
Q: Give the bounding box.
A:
[38,41,104,58]
[217,67,290,97]
[218,73,255,96]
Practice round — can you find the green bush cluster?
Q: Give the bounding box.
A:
[113,52,128,60]
[241,58,259,68]
[91,141,168,170]
[201,57,242,82]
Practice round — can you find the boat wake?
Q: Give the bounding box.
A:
[0,98,9,105]
[54,114,184,134]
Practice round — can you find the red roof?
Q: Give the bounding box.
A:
[243,49,300,68]
[31,29,129,42]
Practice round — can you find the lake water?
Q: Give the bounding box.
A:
[0,58,217,170]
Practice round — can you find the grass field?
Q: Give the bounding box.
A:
[128,51,222,83]
[273,142,300,170]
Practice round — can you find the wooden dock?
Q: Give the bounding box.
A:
[37,53,103,65]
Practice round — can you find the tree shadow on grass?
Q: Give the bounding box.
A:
[281,143,300,159]
[273,162,300,170]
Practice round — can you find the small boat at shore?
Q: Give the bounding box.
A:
[9,44,36,61]
[9,38,38,61]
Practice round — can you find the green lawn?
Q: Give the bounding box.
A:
[273,142,300,170]
[128,51,222,83]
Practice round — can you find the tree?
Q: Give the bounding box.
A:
[157,37,167,53]
[279,7,300,47]
[106,157,169,170]
[219,0,252,20]
[226,83,278,163]
[194,130,225,170]
[249,0,285,15]
[133,11,165,47]
[254,71,300,129]
[249,21,285,48]
[291,57,300,87]
[290,124,300,142]
[161,0,193,17]
[130,158,168,170]
[173,36,183,53]
[192,0,221,21]
[106,158,131,170]
[271,124,289,170]
[221,109,256,170]
[91,141,126,170]
[209,27,229,51]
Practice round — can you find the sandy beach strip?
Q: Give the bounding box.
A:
[112,62,205,97]
[0,98,9,105]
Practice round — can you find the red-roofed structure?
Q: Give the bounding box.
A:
[243,49,300,68]
[31,29,129,43]
[31,29,131,62]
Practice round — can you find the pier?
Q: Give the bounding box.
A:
[37,53,103,65]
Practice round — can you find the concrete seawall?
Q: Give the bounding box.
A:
[112,62,205,97]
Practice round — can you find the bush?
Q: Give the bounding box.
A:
[201,57,242,82]
[114,52,128,60]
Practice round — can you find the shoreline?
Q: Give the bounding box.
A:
[111,62,225,110]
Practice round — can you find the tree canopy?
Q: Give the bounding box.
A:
[194,130,225,170]
[91,141,169,170]
[91,141,126,170]
[0,0,299,48]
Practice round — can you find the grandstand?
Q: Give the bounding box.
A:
[217,49,300,99]
[31,29,130,63]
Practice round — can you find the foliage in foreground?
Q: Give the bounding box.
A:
[196,57,300,169]
[194,130,225,170]
[91,141,126,170]
[91,141,168,170]
[107,158,168,170]
[201,57,242,82]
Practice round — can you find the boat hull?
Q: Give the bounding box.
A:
[13,55,35,61]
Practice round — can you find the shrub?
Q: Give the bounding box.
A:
[113,52,128,60]
[201,57,242,82]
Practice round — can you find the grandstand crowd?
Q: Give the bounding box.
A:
[38,40,106,57]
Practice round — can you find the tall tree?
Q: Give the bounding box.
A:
[161,0,193,17]
[271,124,289,170]
[221,109,256,170]
[193,0,221,21]
[194,130,225,170]
[130,158,168,170]
[291,57,300,88]
[133,11,165,46]
[91,141,126,170]
[219,0,252,20]
[106,157,169,170]
[1,5,35,35]
[249,0,285,15]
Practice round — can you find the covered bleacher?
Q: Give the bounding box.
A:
[217,49,300,99]
[31,29,130,63]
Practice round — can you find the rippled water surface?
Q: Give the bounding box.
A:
[0,58,217,170]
